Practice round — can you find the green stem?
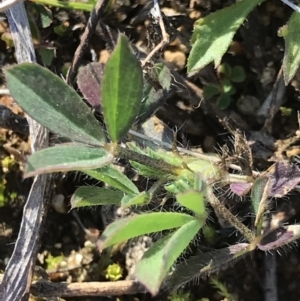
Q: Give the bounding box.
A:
[30,0,94,12]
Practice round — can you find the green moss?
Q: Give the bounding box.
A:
[45,253,64,271]
[105,263,123,281]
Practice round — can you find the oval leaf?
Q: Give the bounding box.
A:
[283,12,300,84]
[188,0,261,73]
[71,186,123,208]
[77,62,104,110]
[5,63,105,146]
[121,191,150,208]
[135,219,202,295]
[218,93,232,110]
[258,225,300,251]
[251,177,269,215]
[176,190,207,217]
[166,243,251,289]
[268,161,300,197]
[98,212,195,250]
[82,165,139,195]
[102,34,143,142]
[230,66,246,83]
[25,144,113,177]
[230,182,252,196]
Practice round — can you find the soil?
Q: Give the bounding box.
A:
[1,0,300,300]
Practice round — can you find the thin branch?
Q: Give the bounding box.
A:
[257,69,285,133]
[0,275,145,298]
[141,0,169,67]
[129,129,260,177]
[66,0,110,85]
[31,280,144,297]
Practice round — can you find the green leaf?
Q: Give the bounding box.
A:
[251,177,270,233]
[121,191,150,208]
[98,212,195,249]
[135,219,202,295]
[218,63,232,77]
[82,165,139,195]
[221,79,236,95]
[38,47,56,66]
[218,93,232,110]
[71,186,123,208]
[188,0,262,73]
[251,177,269,215]
[203,85,220,99]
[165,174,195,195]
[128,142,182,178]
[37,4,53,28]
[102,34,143,142]
[186,158,221,182]
[130,160,170,179]
[283,12,300,84]
[25,144,113,177]
[5,63,105,146]
[230,66,246,83]
[54,23,69,36]
[176,190,207,217]
[166,243,251,289]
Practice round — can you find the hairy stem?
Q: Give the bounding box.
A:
[206,186,255,242]
[115,145,183,176]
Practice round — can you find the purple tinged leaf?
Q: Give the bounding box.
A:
[268,162,300,197]
[230,182,252,196]
[77,62,104,110]
[258,225,300,251]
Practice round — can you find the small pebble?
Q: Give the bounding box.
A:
[51,194,66,214]
[236,95,260,116]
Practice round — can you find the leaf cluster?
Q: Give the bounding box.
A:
[6,0,300,295]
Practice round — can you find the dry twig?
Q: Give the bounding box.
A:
[0,2,51,301]
[0,275,144,298]
[141,0,169,67]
